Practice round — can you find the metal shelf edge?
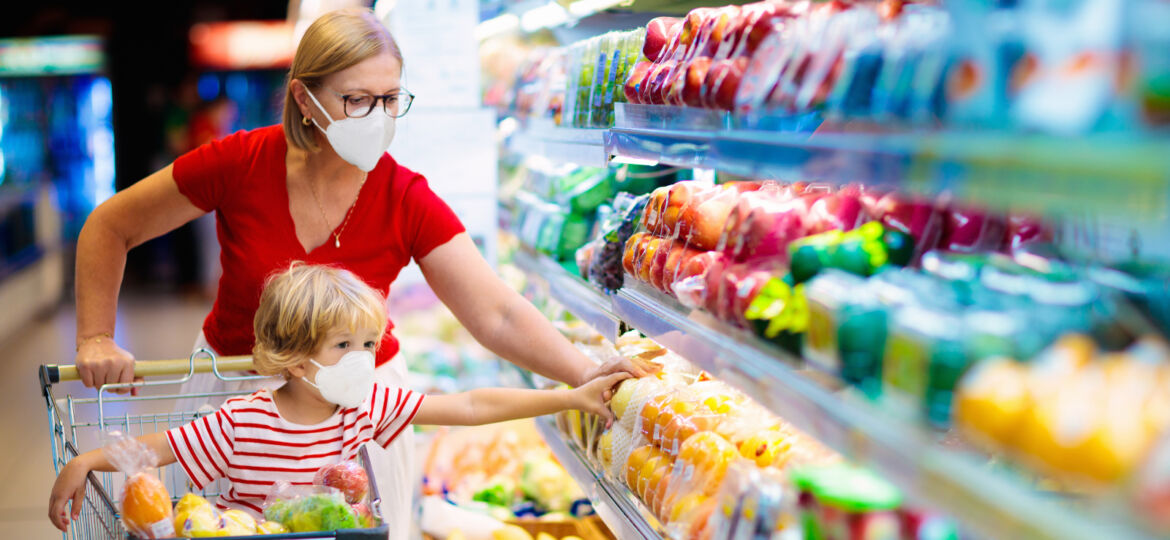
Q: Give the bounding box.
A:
[533,416,664,540]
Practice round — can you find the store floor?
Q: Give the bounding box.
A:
[0,293,213,540]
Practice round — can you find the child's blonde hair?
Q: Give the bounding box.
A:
[252,262,387,377]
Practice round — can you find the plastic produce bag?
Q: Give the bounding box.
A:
[263,482,363,533]
[101,431,174,539]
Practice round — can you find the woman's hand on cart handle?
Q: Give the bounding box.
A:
[75,337,141,395]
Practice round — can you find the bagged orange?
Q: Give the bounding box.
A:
[101,431,174,538]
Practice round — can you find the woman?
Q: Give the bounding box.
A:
[71,8,649,533]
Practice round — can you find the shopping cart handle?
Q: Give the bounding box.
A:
[41,356,255,384]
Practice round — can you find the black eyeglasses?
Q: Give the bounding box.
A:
[329,88,415,119]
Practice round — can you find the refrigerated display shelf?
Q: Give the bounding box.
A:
[508,122,609,168]
[506,104,1170,219]
[511,246,1158,540]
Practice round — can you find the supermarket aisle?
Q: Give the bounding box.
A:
[0,293,212,540]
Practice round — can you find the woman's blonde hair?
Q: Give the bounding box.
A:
[252,262,388,377]
[283,8,403,152]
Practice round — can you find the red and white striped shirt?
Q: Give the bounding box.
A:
[166,383,423,515]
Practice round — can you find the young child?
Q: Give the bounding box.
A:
[49,263,627,531]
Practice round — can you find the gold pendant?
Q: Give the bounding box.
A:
[334,236,341,249]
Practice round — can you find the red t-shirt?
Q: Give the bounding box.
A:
[172,125,465,366]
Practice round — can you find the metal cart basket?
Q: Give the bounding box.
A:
[41,350,390,540]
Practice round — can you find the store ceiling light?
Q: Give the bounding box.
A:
[520,2,570,33]
[474,13,520,41]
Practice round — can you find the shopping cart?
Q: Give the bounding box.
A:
[41,349,390,540]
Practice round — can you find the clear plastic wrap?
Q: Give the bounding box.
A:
[263,482,363,533]
[939,204,1008,253]
[101,431,174,539]
[314,460,370,505]
[706,462,791,540]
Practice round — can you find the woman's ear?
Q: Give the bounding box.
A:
[289,79,313,120]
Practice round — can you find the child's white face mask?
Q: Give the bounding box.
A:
[303,350,375,408]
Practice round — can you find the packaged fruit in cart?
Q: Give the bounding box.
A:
[101,430,175,539]
[314,460,369,504]
[263,482,366,532]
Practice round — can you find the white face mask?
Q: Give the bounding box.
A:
[303,350,376,408]
[304,88,396,172]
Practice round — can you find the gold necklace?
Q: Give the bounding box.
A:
[308,170,367,249]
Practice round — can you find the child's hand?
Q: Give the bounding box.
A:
[47,457,91,532]
[572,372,631,427]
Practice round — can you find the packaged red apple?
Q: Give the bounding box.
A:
[718,183,826,263]
[764,4,839,112]
[100,431,174,539]
[865,192,944,264]
[706,259,789,328]
[314,460,370,504]
[1002,213,1052,253]
[793,6,877,113]
[938,203,1008,253]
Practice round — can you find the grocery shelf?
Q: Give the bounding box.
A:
[508,121,609,168]
[511,248,1159,540]
[533,416,666,540]
[509,104,1170,219]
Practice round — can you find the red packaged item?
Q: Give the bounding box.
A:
[672,250,727,307]
[644,61,676,105]
[1003,214,1052,253]
[682,57,713,107]
[704,57,750,110]
[721,187,819,263]
[644,17,682,62]
[660,245,705,293]
[678,184,744,250]
[806,192,869,234]
[624,61,654,104]
[869,192,944,262]
[700,5,745,58]
[712,260,786,328]
[939,205,1007,253]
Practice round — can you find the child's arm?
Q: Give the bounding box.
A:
[48,432,175,532]
[413,372,630,427]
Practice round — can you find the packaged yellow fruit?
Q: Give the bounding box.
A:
[535,532,557,540]
[175,506,222,537]
[174,493,213,516]
[219,509,257,535]
[739,429,794,469]
[953,358,1030,448]
[491,524,535,540]
[609,379,638,419]
[257,520,290,534]
[597,430,615,470]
